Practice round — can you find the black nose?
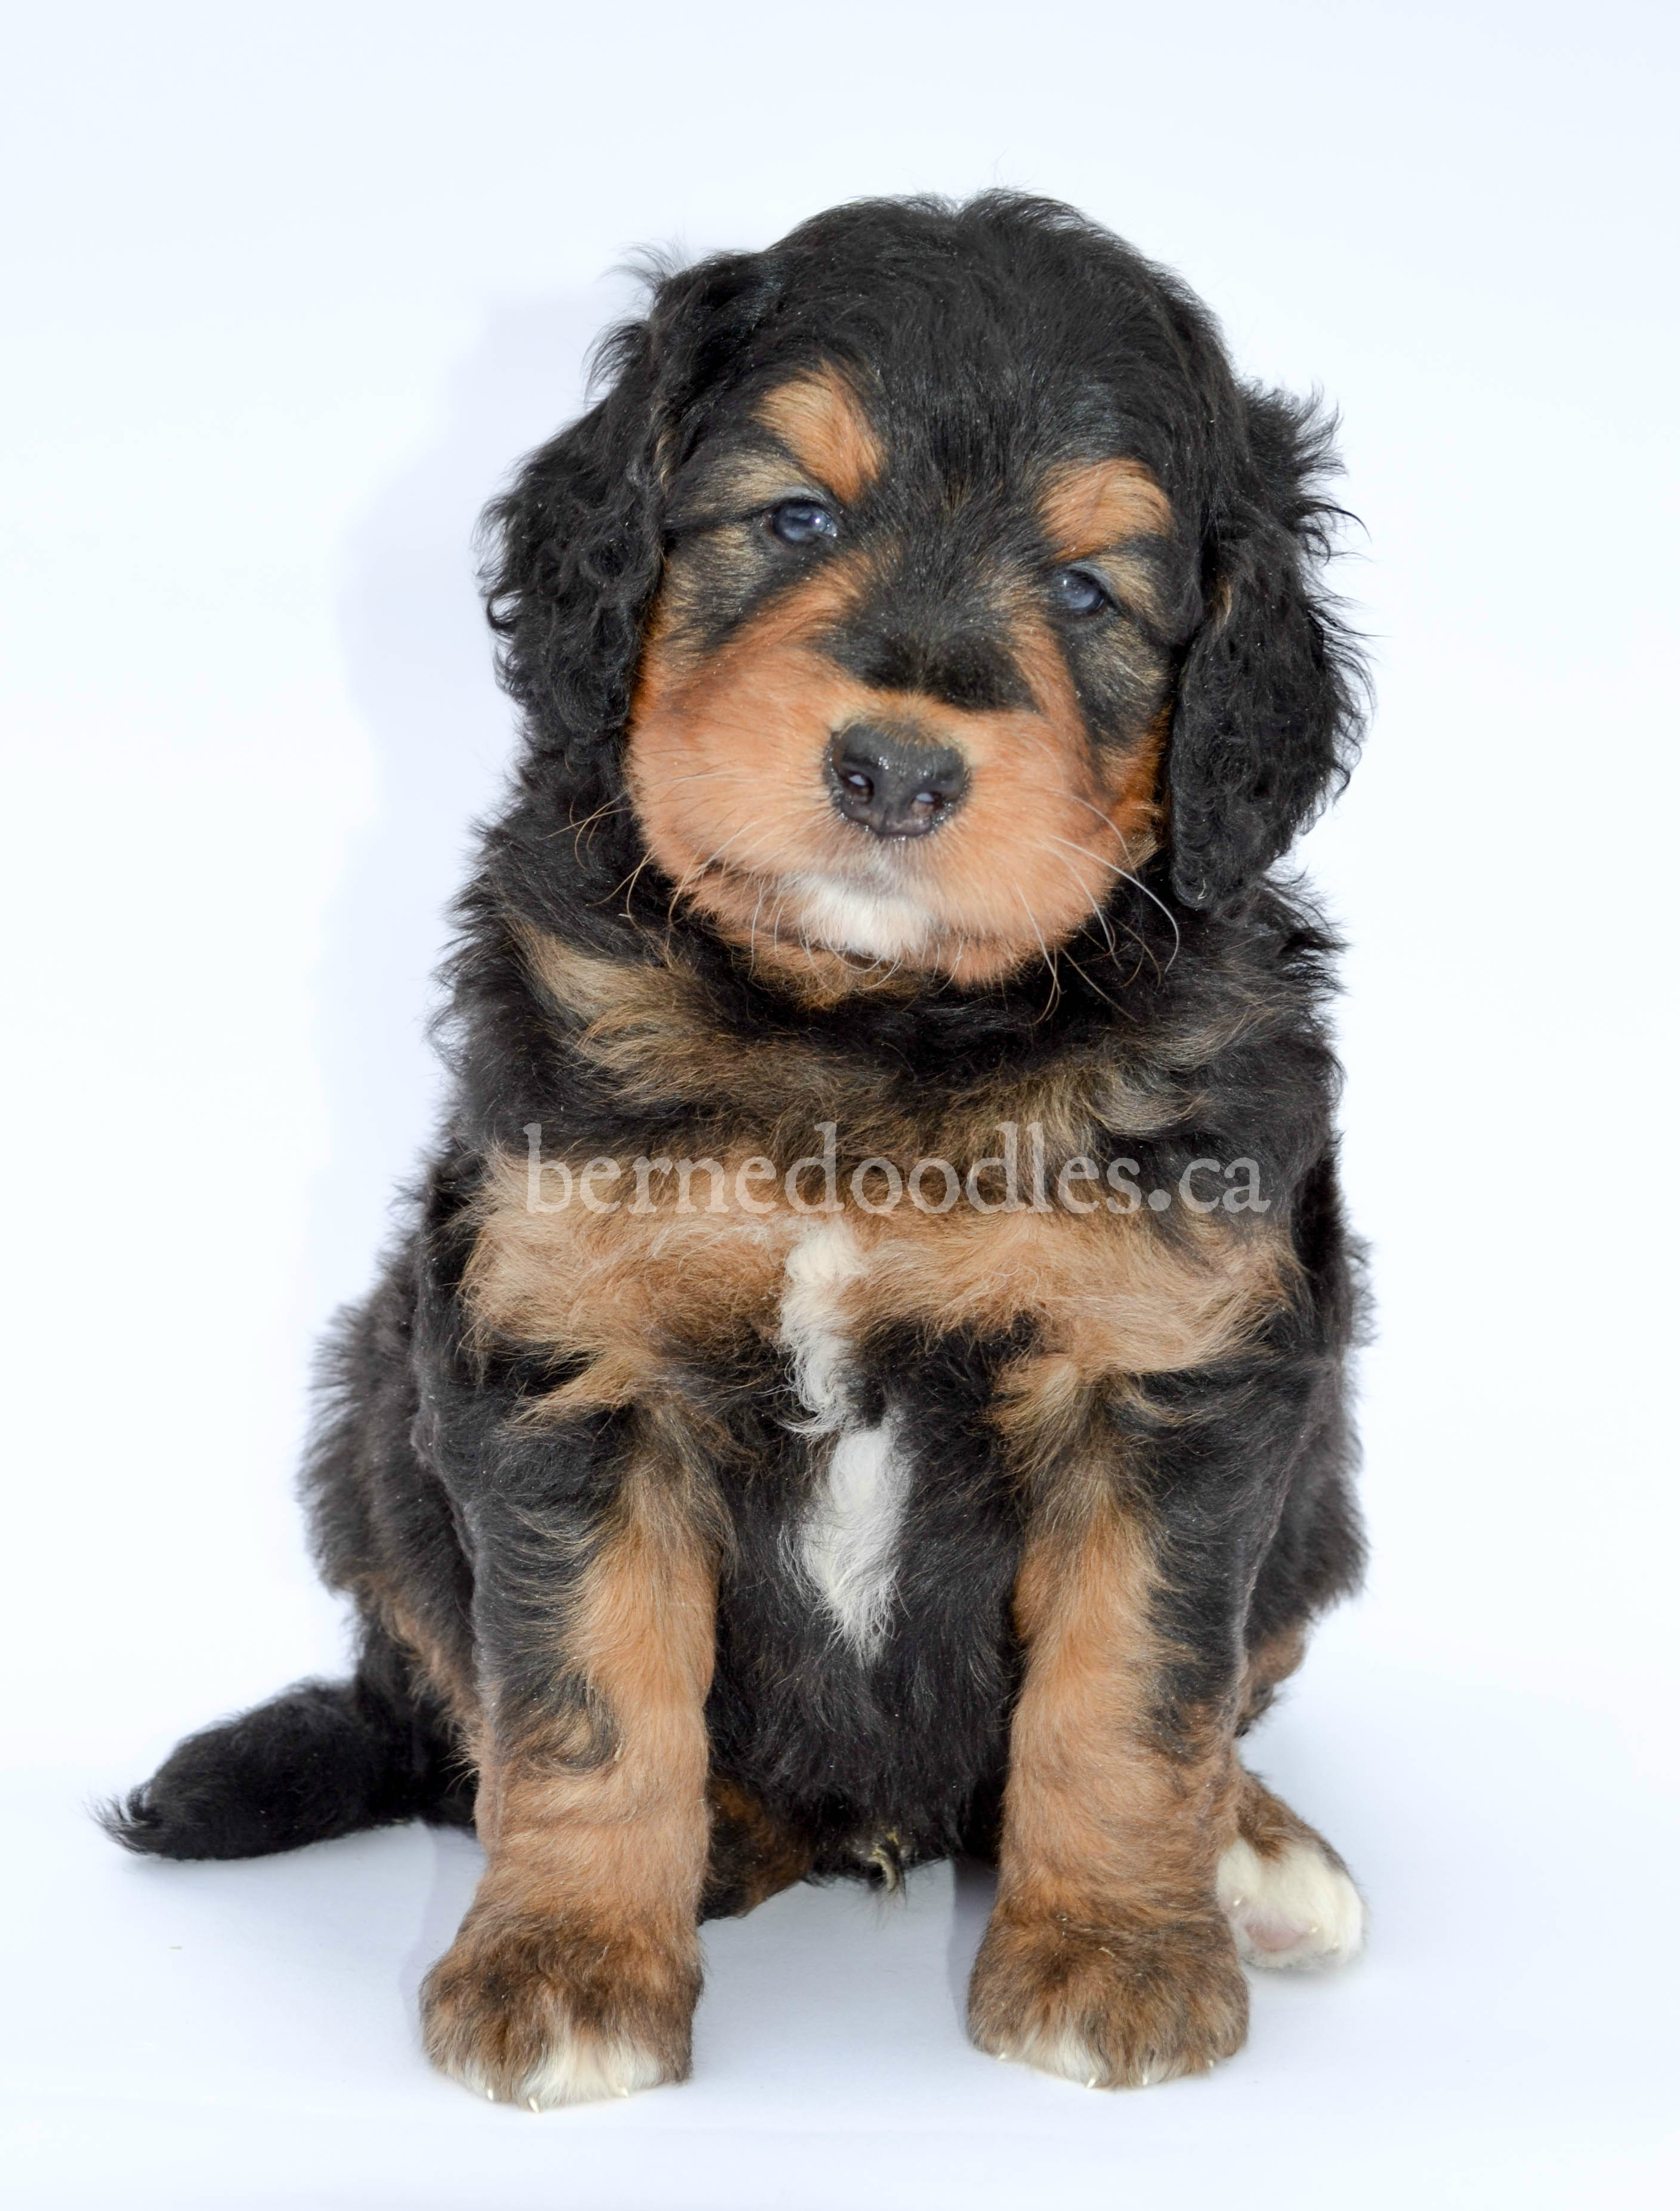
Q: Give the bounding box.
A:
[826,726,969,839]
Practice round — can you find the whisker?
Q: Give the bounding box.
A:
[1009,880,1061,1022]
[553,795,629,853]
[1024,840,1151,1014]
[1039,826,1179,977]
[603,846,657,914]
[1038,833,1163,973]
[1054,795,1182,973]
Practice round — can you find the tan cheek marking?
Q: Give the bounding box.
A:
[628,560,880,906]
[889,615,1159,976]
[1011,612,1167,851]
[900,718,1093,962]
[756,366,883,504]
[1101,704,1168,865]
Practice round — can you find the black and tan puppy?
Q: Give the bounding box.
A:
[109,193,1370,2104]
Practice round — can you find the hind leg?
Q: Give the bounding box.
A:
[1216,1495,1367,1971]
[1218,1767,1364,1969]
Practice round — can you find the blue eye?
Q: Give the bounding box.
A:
[1050,566,1111,617]
[769,499,839,546]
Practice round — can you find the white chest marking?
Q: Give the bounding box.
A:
[780,1223,909,1657]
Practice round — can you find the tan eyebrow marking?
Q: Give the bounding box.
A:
[1040,458,1172,557]
[755,365,884,504]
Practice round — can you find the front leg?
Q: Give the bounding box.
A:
[968,1467,1249,2088]
[422,1447,715,2108]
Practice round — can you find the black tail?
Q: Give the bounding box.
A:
[102,1633,475,1861]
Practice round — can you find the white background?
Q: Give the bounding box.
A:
[3,2,1677,2204]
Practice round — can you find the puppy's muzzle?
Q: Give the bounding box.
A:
[827,725,968,839]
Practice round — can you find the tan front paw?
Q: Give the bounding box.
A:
[421,1906,700,2109]
[968,1904,1249,2089]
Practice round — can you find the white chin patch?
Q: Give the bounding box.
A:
[1216,1835,1366,1971]
[792,877,935,961]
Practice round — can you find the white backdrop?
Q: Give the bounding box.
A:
[3,3,1676,2205]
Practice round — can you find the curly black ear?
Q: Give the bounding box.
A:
[479,255,775,774]
[1168,391,1366,909]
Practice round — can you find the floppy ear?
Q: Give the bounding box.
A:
[479,255,774,775]
[1167,391,1366,909]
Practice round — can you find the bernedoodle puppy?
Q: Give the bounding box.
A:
[108,192,1372,2105]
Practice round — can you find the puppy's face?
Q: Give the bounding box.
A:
[626,363,1188,988]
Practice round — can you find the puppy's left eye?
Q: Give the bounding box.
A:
[1049,566,1112,617]
[769,499,839,546]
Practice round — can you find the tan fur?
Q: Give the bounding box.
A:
[968,1488,1248,2086]
[703,1777,814,1914]
[1040,457,1173,553]
[1039,459,1175,634]
[421,1454,715,2102]
[518,926,1197,1152]
[463,1148,788,1415]
[756,366,884,502]
[1238,1621,1308,1729]
[1230,1764,1349,1872]
[464,1139,1293,1420]
[356,1575,481,1740]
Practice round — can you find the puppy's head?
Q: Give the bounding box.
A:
[484,196,1363,988]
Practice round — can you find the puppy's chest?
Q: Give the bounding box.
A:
[467,1130,1286,1407]
[467,1129,1287,1657]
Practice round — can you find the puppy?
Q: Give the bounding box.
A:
[109,193,1370,2104]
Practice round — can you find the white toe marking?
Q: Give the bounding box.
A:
[520,2031,666,2109]
[1003,2024,1107,2086]
[450,2029,666,2110]
[1217,1835,1365,1970]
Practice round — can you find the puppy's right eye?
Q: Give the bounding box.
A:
[768,499,839,546]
